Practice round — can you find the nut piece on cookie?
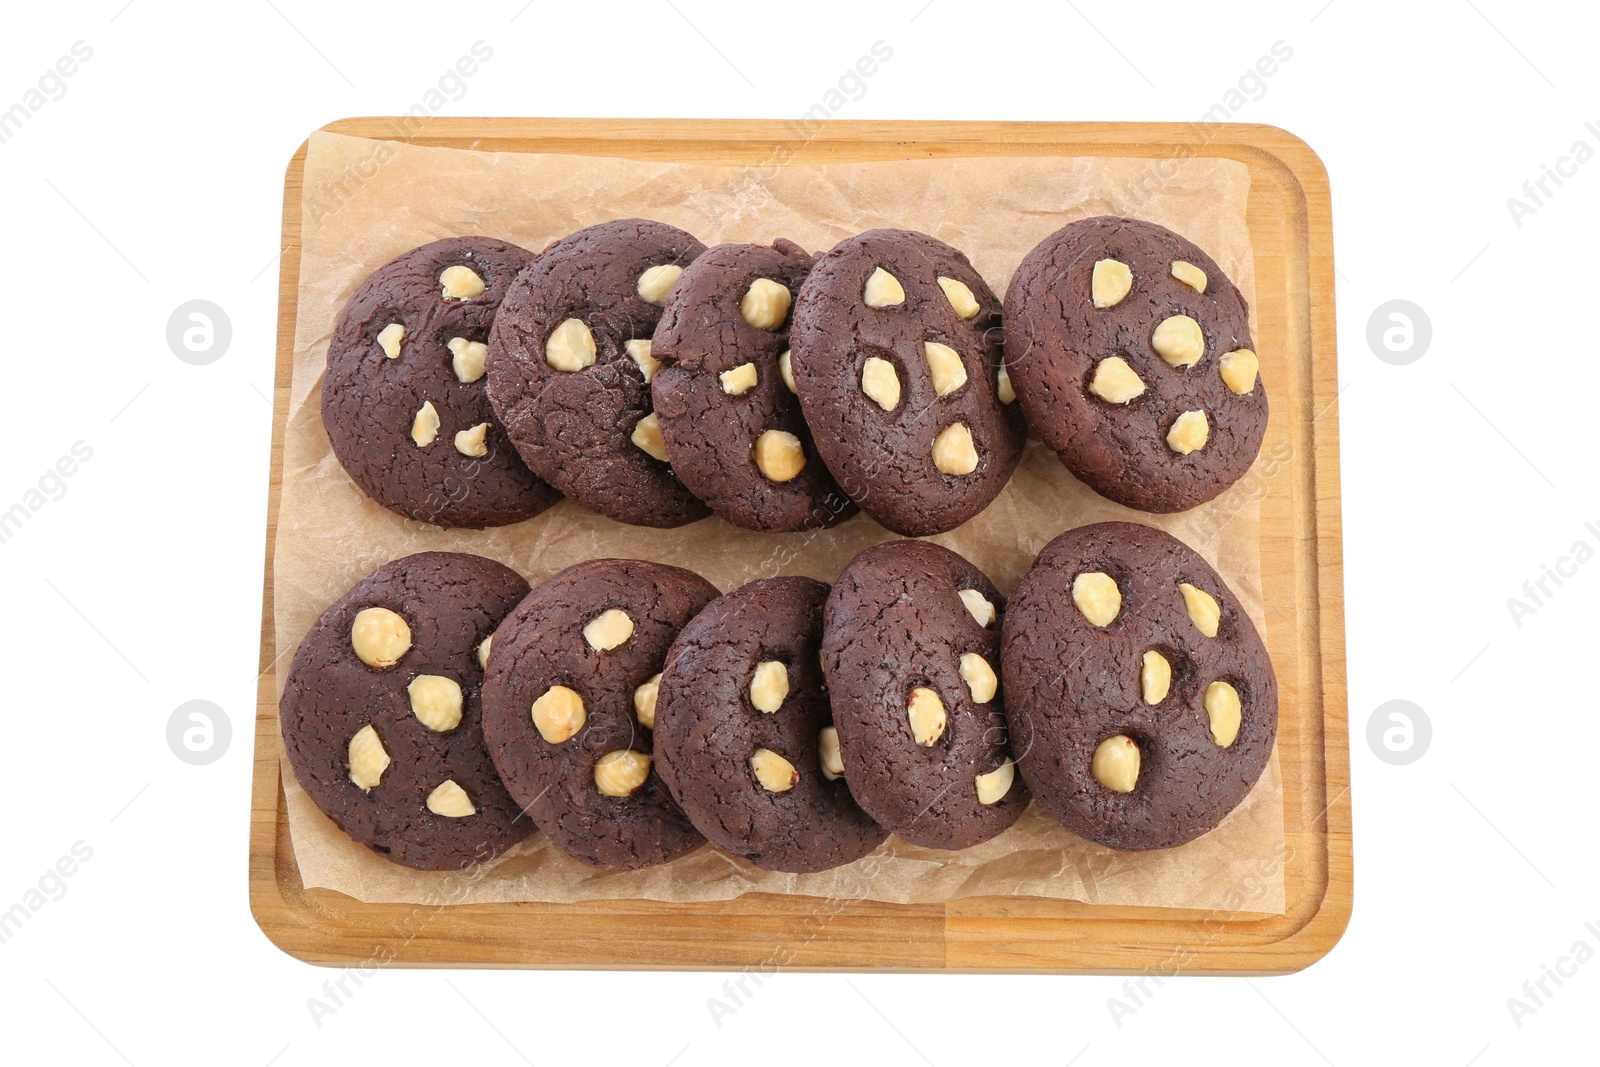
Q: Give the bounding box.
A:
[594,750,651,797]
[347,724,391,791]
[1089,356,1146,404]
[631,413,669,462]
[924,341,968,397]
[447,337,488,383]
[625,339,660,383]
[1178,582,1221,638]
[1141,650,1172,705]
[1092,259,1133,308]
[1171,260,1208,293]
[750,660,790,713]
[818,725,845,781]
[410,401,441,447]
[1166,410,1210,455]
[376,322,405,359]
[1092,735,1141,793]
[637,263,684,306]
[584,608,635,651]
[531,684,587,744]
[476,635,493,671]
[351,607,411,669]
[1205,681,1242,747]
[754,430,806,482]
[778,350,797,394]
[426,779,477,817]
[454,423,490,458]
[863,266,905,307]
[750,748,800,792]
[1152,315,1205,368]
[975,759,1014,805]
[959,652,998,704]
[937,276,982,319]
[408,674,464,732]
[720,362,759,396]
[1072,572,1122,627]
[997,363,1015,404]
[633,672,662,729]
[1220,349,1260,395]
[932,423,980,476]
[907,686,947,746]
[861,357,902,411]
[959,588,996,628]
[545,318,597,373]
[740,278,792,331]
[440,265,486,301]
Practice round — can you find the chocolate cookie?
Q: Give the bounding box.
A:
[651,241,856,533]
[323,236,561,529]
[480,558,718,869]
[821,540,1027,849]
[1000,522,1278,851]
[1003,216,1266,513]
[487,219,710,528]
[654,577,886,873]
[280,552,533,870]
[790,229,1025,536]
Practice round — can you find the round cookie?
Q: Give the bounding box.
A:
[487,219,710,528]
[279,551,533,870]
[821,540,1027,849]
[651,241,856,533]
[790,228,1025,537]
[1000,521,1278,851]
[1003,216,1266,514]
[654,577,886,873]
[480,558,718,870]
[323,236,561,529]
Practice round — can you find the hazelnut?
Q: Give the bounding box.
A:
[959,588,996,628]
[447,337,488,383]
[754,429,806,482]
[997,363,1016,404]
[740,278,792,331]
[932,423,979,476]
[818,726,845,781]
[633,672,662,729]
[410,401,441,448]
[584,608,635,651]
[1152,315,1205,368]
[1178,583,1221,638]
[1072,572,1122,627]
[924,341,968,397]
[1166,410,1210,455]
[376,322,405,360]
[545,318,597,373]
[625,339,660,383]
[631,412,669,462]
[778,350,797,393]
[454,422,490,458]
[637,264,684,306]
[531,685,586,744]
[594,750,650,797]
[347,724,390,791]
[937,276,981,319]
[407,674,463,732]
[975,759,1015,805]
[751,748,800,792]
[860,356,902,411]
[1141,650,1172,706]
[1171,260,1208,293]
[439,265,485,301]
[1088,356,1146,404]
[959,652,997,704]
[1219,349,1259,395]
[907,687,947,746]
[1092,259,1133,308]
[351,607,411,669]
[750,660,789,713]
[1092,735,1141,793]
[426,779,476,817]
[1205,680,1242,747]
[476,635,493,671]
[863,267,905,307]
[720,362,759,396]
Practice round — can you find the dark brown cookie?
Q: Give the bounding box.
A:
[323,236,562,529]
[651,241,856,533]
[486,219,710,528]
[821,540,1027,849]
[790,229,1025,536]
[1003,216,1266,513]
[654,577,887,873]
[1000,522,1278,851]
[279,552,533,870]
[480,558,719,870]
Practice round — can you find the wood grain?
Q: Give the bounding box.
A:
[251,119,1350,973]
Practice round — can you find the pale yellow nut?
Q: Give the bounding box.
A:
[347,724,390,791]
[1093,735,1141,793]
[751,748,800,792]
[1166,410,1210,455]
[907,687,947,746]
[625,338,660,383]
[754,429,806,483]
[440,265,486,301]
[476,635,493,671]
[351,607,411,669]
[818,726,845,781]
[863,267,905,307]
[975,759,1015,805]
[778,350,797,393]
[594,750,650,797]
[997,363,1016,404]
[1088,356,1146,405]
[1141,650,1172,706]
[740,278,792,331]
[1072,572,1122,627]
[584,608,635,651]
[447,337,488,383]
[932,423,979,476]
[860,356,901,411]
[1178,583,1222,638]
[531,684,587,743]
[720,362,759,396]
[1205,680,1242,748]
[637,264,683,306]
[750,660,790,714]
[959,652,998,704]
[632,412,669,462]
[426,779,476,817]
[407,674,463,732]
[1219,349,1260,395]
[1171,260,1208,293]
[1152,315,1205,368]
[376,322,405,360]
[454,422,490,458]
[924,341,968,397]
[937,276,981,319]
[410,401,441,447]
[545,317,597,373]
[959,588,996,628]
[1092,259,1133,308]
[633,673,662,729]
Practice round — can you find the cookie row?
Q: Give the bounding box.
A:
[280,523,1276,873]
[322,216,1266,533]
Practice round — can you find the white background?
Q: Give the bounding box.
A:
[1,1,1594,1064]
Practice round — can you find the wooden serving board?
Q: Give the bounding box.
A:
[250,119,1350,973]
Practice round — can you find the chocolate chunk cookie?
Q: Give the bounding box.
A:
[790,229,1025,536]
[1000,522,1278,851]
[651,241,856,533]
[487,219,710,528]
[654,577,886,873]
[323,236,562,529]
[480,559,718,870]
[280,552,533,870]
[1004,216,1266,513]
[821,540,1027,849]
